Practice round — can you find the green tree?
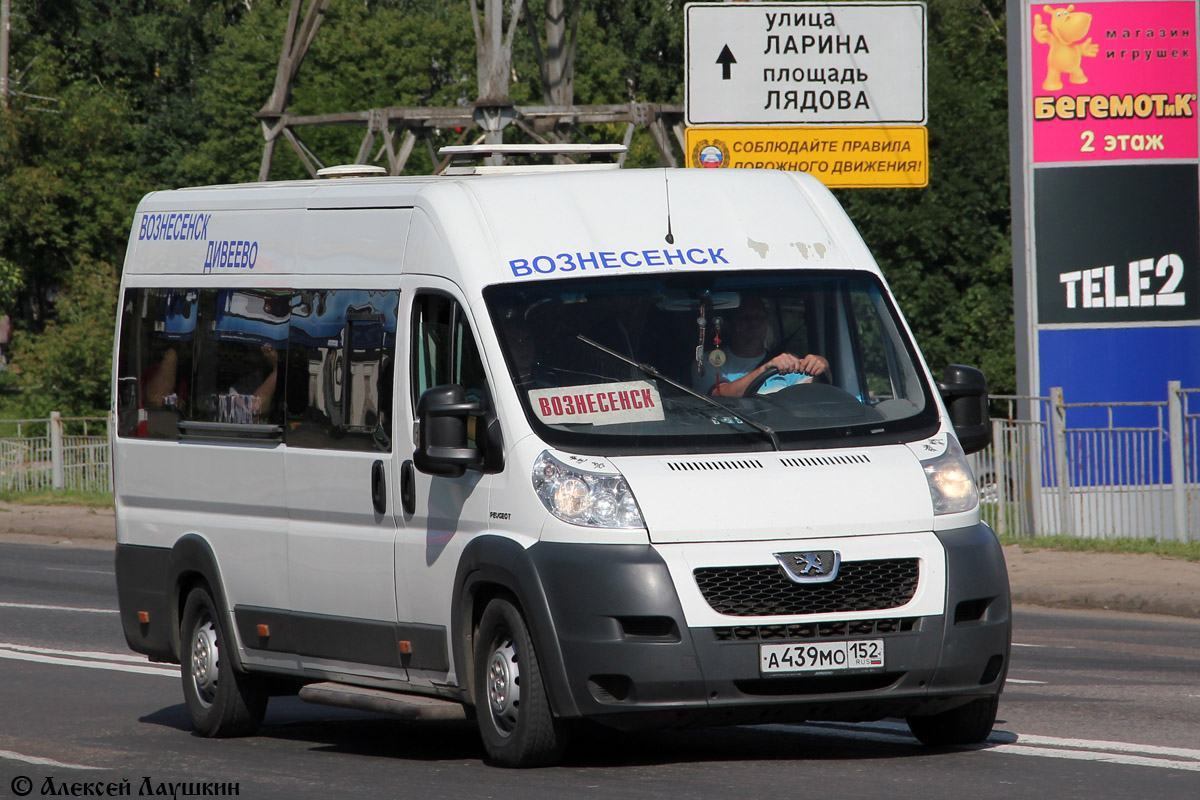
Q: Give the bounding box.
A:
[1,258,118,417]
[834,0,1013,392]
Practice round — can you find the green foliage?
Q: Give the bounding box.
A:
[1,259,118,417]
[0,489,114,507]
[836,0,1014,392]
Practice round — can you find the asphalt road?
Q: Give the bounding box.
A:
[0,542,1197,800]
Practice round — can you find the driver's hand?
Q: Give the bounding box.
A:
[798,353,828,376]
[770,353,828,376]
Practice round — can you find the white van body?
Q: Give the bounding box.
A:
[112,167,1009,766]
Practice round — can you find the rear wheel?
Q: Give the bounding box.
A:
[906,695,999,746]
[180,586,267,737]
[474,596,568,767]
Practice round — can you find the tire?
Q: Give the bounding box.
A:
[906,695,999,746]
[474,596,568,767]
[180,586,268,738]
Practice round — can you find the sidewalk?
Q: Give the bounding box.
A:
[2,501,1197,618]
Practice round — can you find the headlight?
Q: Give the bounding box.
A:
[921,436,979,515]
[532,451,645,528]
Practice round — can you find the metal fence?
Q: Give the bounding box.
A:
[0,414,111,493]
[973,382,1197,542]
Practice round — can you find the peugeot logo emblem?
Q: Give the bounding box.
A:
[775,550,841,584]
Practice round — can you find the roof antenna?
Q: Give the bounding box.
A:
[663,171,675,244]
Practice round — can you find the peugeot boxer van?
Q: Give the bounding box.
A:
[112,156,1009,767]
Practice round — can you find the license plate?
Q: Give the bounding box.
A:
[760,640,885,674]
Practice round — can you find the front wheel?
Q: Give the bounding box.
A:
[474,596,568,767]
[906,695,999,746]
[180,585,267,737]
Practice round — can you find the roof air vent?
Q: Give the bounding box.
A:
[316,164,388,179]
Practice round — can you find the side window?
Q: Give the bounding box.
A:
[116,288,198,440]
[411,294,454,403]
[410,293,490,445]
[851,287,899,403]
[188,289,289,427]
[285,290,399,452]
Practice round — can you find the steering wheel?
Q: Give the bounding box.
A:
[742,363,832,396]
[742,365,780,396]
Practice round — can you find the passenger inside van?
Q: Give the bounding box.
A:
[693,295,828,398]
[225,344,279,424]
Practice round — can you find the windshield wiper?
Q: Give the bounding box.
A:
[575,334,781,451]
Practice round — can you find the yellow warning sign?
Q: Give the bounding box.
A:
[685,127,928,188]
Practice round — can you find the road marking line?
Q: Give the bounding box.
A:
[978,743,1200,772]
[843,720,1200,759]
[769,721,1200,771]
[1012,642,1076,649]
[0,749,100,770]
[1007,733,1200,761]
[0,642,160,664]
[1005,678,1047,685]
[0,601,117,614]
[0,648,178,678]
[44,567,115,576]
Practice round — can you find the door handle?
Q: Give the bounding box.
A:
[371,460,387,515]
[401,459,416,515]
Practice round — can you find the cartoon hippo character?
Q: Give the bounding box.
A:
[1034,5,1099,91]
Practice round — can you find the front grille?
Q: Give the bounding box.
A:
[694,559,919,617]
[712,617,918,641]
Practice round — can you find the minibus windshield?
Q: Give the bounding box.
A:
[484,270,939,454]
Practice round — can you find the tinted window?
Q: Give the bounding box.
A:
[285,290,399,452]
[188,289,289,428]
[116,288,198,440]
[410,293,489,446]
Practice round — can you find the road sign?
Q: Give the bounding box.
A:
[685,127,928,188]
[685,2,927,127]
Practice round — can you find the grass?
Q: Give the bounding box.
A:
[0,489,114,509]
[997,533,1200,562]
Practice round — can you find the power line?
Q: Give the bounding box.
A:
[256,0,685,179]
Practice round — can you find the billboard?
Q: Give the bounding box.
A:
[1012,0,1200,405]
[1034,164,1200,325]
[1030,1,1198,163]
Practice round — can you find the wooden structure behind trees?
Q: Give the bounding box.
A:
[255,0,685,179]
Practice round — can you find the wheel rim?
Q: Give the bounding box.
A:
[486,636,520,736]
[190,614,220,708]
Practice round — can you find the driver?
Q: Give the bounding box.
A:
[692,295,829,397]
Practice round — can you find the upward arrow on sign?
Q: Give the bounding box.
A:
[716,44,736,80]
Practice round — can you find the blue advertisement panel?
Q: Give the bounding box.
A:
[1039,326,1200,407]
[1039,326,1200,486]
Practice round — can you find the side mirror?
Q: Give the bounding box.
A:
[938,364,990,455]
[413,384,484,478]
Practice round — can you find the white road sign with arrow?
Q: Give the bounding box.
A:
[685,2,927,127]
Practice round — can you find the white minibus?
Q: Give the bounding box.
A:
[112,158,1009,767]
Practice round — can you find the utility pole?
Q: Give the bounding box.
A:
[1,0,11,110]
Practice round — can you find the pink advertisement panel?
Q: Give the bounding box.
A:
[1031,1,1198,163]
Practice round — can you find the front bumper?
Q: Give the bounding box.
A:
[527,524,1010,730]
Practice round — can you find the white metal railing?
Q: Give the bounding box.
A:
[972,382,1196,542]
[0,414,111,493]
